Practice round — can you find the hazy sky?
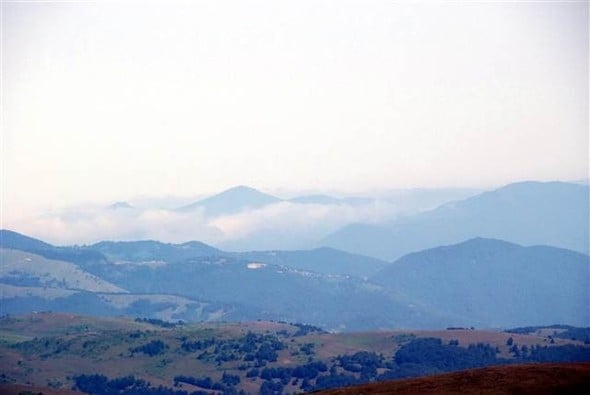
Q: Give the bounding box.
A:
[2,0,588,216]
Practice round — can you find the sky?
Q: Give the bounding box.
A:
[1,0,589,228]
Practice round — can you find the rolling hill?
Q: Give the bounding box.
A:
[323,181,590,260]
[1,230,441,330]
[0,313,589,395]
[2,229,589,330]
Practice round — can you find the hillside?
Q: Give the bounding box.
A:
[2,230,589,330]
[234,247,387,278]
[90,239,222,263]
[0,229,107,266]
[316,363,590,395]
[1,232,439,330]
[1,313,589,395]
[0,248,125,293]
[323,181,590,260]
[371,238,590,327]
[80,254,436,331]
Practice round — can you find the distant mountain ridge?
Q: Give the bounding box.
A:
[91,239,223,263]
[0,230,438,330]
[2,226,588,329]
[372,237,590,327]
[176,185,381,216]
[323,181,589,260]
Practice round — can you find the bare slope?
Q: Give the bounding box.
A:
[316,363,590,395]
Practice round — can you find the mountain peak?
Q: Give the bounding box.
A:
[177,185,281,215]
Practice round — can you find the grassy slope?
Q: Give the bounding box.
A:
[0,249,126,293]
[0,313,587,394]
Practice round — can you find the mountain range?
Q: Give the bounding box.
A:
[323,181,589,260]
[1,227,588,330]
[174,184,478,217]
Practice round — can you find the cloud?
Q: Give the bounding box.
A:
[3,187,482,249]
[4,205,224,246]
[3,197,404,250]
[209,200,401,249]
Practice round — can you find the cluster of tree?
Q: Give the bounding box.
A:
[309,372,359,392]
[394,337,500,372]
[505,324,590,343]
[554,328,590,344]
[129,340,168,357]
[182,332,285,367]
[292,323,326,336]
[525,344,590,362]
[172,374,244,395]
[74,374,211,395]
[259,367,293,383]
[135,318,181,328]
[336,351,386,378]
[221,372,241,386]
[13,336,72,359]
[258,380,283,395]
[71,333,590,395]
[292,361,328,379]
[299,343,314,356]
[243,361,329,386]
[181,338,216,352]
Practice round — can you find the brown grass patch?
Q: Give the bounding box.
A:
[315,363,590,395]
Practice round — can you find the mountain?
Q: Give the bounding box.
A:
[176,185,282,215]
[1,230,443,330]
[235,247,387,278]
[0,229,54,251]
[83,255,440,331]
[371,238,590,327]
[4,229,588,330]
[0,247,262,322]
[323,181,589,260]
[0,229,107,266]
